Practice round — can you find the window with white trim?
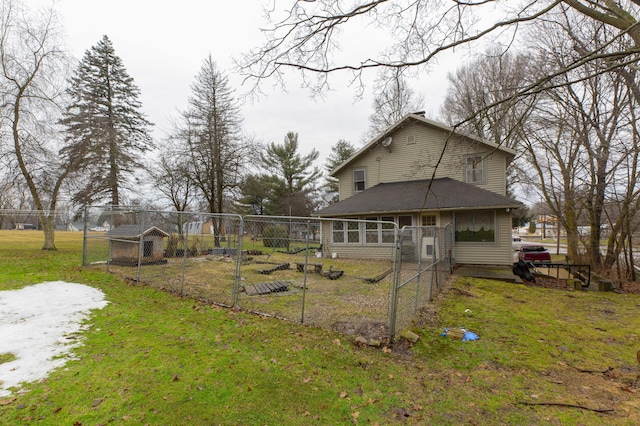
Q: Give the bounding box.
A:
[332,221,345,243]
[455,211,495,242]
[381,216,395,243]
[365,216,379,243]
[353,169,366,192]
[331,218,361,244]
[421,214,436,227]
[464,154,485,183]
[347,220,360,243]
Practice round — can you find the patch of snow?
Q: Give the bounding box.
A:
[0,281,108,397]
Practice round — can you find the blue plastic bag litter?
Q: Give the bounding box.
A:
[441,327,479,341]
[462,331,479,341]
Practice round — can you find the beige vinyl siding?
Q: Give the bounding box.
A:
[453,210,513,265]
[335,122,509,200]
[319,210,514,264]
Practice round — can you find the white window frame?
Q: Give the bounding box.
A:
[421,214,437,227]
[380,216,396,244]
[331,218,361,244]
[331,220,345,243]
[464,154,485,184]
[353,169,366,193]
[365,216,379,244]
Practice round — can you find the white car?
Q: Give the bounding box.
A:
[90,227,106,232]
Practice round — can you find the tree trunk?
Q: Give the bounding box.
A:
[40,213,56,250]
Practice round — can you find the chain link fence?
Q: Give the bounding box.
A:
[390,225,454,338]
[81,207,453,342]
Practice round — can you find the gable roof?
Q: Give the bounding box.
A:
[315,178,522,217]
[107,225,169,238]
[331,113,517,176]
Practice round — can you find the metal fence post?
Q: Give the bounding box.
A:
[232,216,244,307]
[388,224,402,342]
[180,212,190,297]
[81,207,88,266]
[300,220,311,324]
[136,210,145,283]
[413,226,423,315]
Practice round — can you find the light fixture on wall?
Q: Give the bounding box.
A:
[505,208,511,212]
[381,136,392,152]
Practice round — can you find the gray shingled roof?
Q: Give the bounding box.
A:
[107,225,169,238]
[315,178,522,216]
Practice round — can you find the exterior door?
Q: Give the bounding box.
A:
[421,214,438,261]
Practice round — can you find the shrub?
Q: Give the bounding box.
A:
[165,233,181,257]
[262,225,289,248]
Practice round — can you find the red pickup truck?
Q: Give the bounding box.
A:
[518,245,551,264]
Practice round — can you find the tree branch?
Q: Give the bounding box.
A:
[518,401,615,413]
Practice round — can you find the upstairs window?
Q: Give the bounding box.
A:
[464,154,485,184]
[353,169,366,192]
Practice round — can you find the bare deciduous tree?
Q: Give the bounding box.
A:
[367,72,424,138]
[239,1,640,105]
[0,0,71,249]
[521,11,640,273]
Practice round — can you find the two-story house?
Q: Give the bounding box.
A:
[315,113,522,266]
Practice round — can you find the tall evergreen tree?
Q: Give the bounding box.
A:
[235,173,274,216]
[176,55,247,215]
[260,132,321,216]
[61,35,153,206]
[323,139,356,204]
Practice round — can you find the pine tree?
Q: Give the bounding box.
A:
[61,35,153,206]
[323,140,356,203]
[260,132,321,216]
[178,55,246,215]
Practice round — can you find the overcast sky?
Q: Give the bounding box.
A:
[30,0,455,165]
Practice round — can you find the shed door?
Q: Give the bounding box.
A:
[143,240,153,257]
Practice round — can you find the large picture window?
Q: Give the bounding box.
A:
[455,211,495,242]
[464,154,485,183]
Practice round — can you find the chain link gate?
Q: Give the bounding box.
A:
[389,224,454,339]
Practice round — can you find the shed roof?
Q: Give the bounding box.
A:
[107,225,169,238]
[315,178,522,217]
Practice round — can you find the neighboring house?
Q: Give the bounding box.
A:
[68,221,86,232]
[107,225,169,264]
[14,223,37,230]
[315,113,522,266]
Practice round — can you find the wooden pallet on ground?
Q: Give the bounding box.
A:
[244,281,290,296]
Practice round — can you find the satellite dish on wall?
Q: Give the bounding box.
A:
[381,136,392,147]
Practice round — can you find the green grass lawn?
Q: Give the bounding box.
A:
[1,230,640,424]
